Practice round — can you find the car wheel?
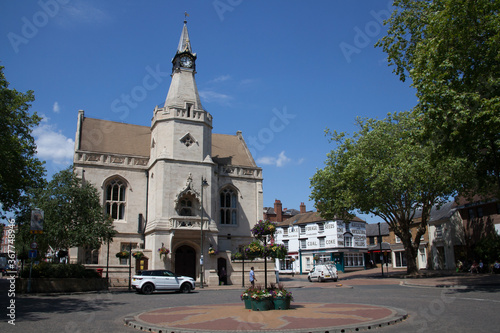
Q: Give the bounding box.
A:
[333,278,338,282]
[308,276,312,282]
[141,283,154,295]
[180,283,192,293]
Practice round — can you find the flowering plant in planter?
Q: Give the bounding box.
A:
[250,289,273,301]
[158,246,170,258]
[251,220,276,239]
[116,251,129,258]
[231,251,246,261]
[132,251,144,259]
[240,287,255,300]
[273,284,294,301]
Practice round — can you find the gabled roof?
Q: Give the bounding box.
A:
[412,201,457,223]
[365,222,389,237]
[276,211,364,227]
[211,133,257,167]
[79,117,151,156]
[78,117,257,167]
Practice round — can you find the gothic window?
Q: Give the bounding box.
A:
[105,178,126,220]
[179,198,194,216]
[219,187,238,225]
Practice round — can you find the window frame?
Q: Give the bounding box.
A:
[219,187,238,225]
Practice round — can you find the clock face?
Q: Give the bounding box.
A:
[180,56,193,68]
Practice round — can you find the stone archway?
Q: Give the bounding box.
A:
[175,245,196,279]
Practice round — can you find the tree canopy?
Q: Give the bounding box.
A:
[377,0,500,197]
[0,65,45,215]
[310,112,465,274]
[15,167,116,257]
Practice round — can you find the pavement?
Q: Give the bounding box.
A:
[123,267,500,333]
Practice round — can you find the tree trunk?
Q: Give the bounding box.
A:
[405,245,419,275]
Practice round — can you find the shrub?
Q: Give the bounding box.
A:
[20,263,100,278]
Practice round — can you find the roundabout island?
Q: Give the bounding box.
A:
[124,302,408,333]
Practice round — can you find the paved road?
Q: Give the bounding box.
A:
[1,272,500,332]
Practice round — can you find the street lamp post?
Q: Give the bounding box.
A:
[200,177,209,288]
[378,222,384,278]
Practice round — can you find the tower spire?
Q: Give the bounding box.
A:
[178,14,192,54]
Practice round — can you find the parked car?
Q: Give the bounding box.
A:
[131,270,196,294]
[308,263,338,282]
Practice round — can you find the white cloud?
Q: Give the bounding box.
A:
[55,1,110,28]
[53,102,60,113]
[240,78,258,85]
[257,151,291,168]
[199,90,232,105]
[33,119,74,166]
[208,75,231,83]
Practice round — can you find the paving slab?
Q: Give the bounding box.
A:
[124,302,408,333]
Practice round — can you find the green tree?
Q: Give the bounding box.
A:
[377,0,500,197]
[15,167,115,257]
[0,66,46,215]
[310,112,464,274]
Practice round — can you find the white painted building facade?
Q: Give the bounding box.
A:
[274,211,367,274]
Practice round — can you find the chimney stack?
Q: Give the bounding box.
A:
[274,199,283,222]
[300,202,306,214]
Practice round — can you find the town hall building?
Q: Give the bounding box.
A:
[71,20,263,286]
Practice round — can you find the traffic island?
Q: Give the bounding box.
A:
[124,302,408,333]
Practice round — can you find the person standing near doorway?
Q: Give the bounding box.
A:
[249,267,256,287]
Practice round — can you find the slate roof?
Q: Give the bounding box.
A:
[276,211,365,227]
[365,222,389,237]
[78,117,257,167]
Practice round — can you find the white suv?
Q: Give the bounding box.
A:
[308,263,338,282]
[132,270,196,294]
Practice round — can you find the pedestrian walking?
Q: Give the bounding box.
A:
[249,266,256,287]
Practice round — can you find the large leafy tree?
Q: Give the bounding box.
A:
[0,65,45,215]
[15,167,115,257]
[377,0,500,197]
[310,112,465,274]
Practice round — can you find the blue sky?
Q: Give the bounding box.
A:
[0,0,417,223]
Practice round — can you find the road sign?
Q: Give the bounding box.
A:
[31,242,38,249]
[29,250,37,258]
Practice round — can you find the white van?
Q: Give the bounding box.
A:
[308,263,338,282]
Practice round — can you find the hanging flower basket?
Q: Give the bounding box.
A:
[266,243,287,259]
[132,251,144,259]
[158,247,170,258]
[116,251,130,259]
[244,241,263,259]
[208,246,218,255]
[251,220,276,239]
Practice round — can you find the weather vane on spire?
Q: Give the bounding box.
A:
[184,11,189,23]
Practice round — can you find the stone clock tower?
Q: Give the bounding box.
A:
[73,19,263,287]
[146,20,216,273]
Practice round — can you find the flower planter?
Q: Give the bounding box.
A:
[243,298,252,309]
[251,299,272,311]
[273,297,291,310]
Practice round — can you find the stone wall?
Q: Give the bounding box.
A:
[208,259,276,287]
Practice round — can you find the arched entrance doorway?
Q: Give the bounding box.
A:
[217,257,227,285]
[175,245,196,279]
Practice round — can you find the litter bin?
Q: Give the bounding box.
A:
[96,268,103,277]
